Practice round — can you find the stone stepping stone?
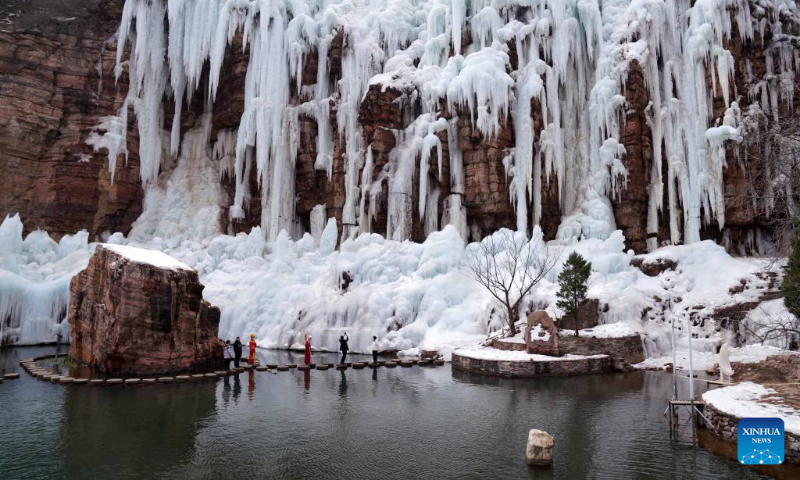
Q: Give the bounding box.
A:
[89,379,105,386]
[377,361,386,366]
[190,374,206,381]
[214,371,228,376]
[59,377,75,384]
[368,363,379,369]
[323,362,335,368]
[204,373,219,379]
[175,376,190,382]
[418,359,431,366]
[433,359,445,365]
[286,364,298,369]
[298,365,310,371]
[158,377,175,383]
[316,365,329,371]
[256,366,269,372]
[384,362,397,368]
[276,365,289,371]
[352,364,365,369]
[124,378,142,385]
[400,361,413,367]
[411,359,419,365]
[266,363,278,369]
[106,379,123,385]
[4,372,20,380]
[141,378,157,385]
[72,379,89,385]
[19,358,35,365]
[335,364,348,370]
[49,376,63,383]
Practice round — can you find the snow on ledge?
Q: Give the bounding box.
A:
[102,244,191,271]
[702,382,800,436]
[454,346,607,362]
[562,322,641,339]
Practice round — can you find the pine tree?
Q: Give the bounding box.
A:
[556,252,592,337]
[784,234,800,319]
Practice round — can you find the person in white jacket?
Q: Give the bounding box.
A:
[223,340,234,371]
[370,336,379,364]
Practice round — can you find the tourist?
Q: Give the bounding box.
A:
[371,336,379,364]
[304,334,312,365]
[223,340,234,371]
[233,337,243,368]
[339,333,349,364]
[248,334,257,364]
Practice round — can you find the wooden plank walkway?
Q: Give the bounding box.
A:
[669,400,705,406]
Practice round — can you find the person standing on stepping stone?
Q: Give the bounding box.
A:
[371,336,380,364]
[304,334,312,365]
[223,340,234,371]
[233,337,243,368]
[248,334,257,365]
[339,333,349,364]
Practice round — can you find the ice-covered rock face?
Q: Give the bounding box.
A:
[89,0,798,252]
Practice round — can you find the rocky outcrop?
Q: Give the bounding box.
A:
[553,298,600,331]
[525,429,555,466]
[68,244,221,375]
[0,0,142,240]
[525,311,560,356]
[558,333,645,368]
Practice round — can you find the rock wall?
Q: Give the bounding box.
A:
[68,245,221,375]
[558,333,645,367]
[451,351,613,377]
[0,0,142,240]
[702,402,800,464]
[0,1,797,253]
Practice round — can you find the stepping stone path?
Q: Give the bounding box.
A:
[256,366,269,372]
[142,378,157,384]
[191,374,206,381]
[336,364,348,370]
[158,377,175,383]
[352,364,365,369]
[266,364,278,369]
[59,377,75,384]
[4,373,20,380]
[385,362,397,368]
[73,379,89,385]
[317,365,329,371]
[286,364,298,369]
[124,378,141,385]
[400,361,413,367]
[205,373,219,379]
[175,376,190,382]
[276,366,289,371]
[106,379,123,385]
[89,379,105,386]
[298,365,310,371]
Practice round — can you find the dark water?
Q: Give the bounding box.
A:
[0,346,786,479]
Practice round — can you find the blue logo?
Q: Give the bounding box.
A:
[738,417,784,465]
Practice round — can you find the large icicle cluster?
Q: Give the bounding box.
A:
[89,0,798,248]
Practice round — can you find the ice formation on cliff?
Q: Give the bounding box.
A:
[85,0,798,248]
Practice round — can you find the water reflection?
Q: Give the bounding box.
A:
[0,347,781,479]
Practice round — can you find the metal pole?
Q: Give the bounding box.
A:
[688,318,696,443]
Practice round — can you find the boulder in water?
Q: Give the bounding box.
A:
[525,429,554,466]
[68,244,221,376]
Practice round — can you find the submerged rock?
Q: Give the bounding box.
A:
[68,244,222,375]
[526,429,554,466]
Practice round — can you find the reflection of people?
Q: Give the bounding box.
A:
[304,334,312,365]
[371,336,379,364]
[339,333,349,364]
[248,334,257,364]
[248,370,255,400]
[233,373,241,401]
[223,340,234,371]
[303,368,310,391]
[233,337,243,368]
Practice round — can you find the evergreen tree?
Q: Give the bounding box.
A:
[556,252,592,337]
[784,234,800,319]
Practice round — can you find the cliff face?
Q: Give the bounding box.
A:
[0,0,141,240]
[0,1,797,254]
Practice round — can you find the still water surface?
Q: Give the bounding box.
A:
[0,346,784,479]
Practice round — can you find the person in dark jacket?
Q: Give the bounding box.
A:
[339,333,349,364]
[233,337,243,368]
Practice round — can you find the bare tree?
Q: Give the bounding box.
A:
[734,112,800,253]
[464,229,562,336]
[741,305,800,350]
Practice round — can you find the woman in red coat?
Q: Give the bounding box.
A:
[248,334,257,364]
[303,334,312,365]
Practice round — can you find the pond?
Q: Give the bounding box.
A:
[0,346,789,479]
